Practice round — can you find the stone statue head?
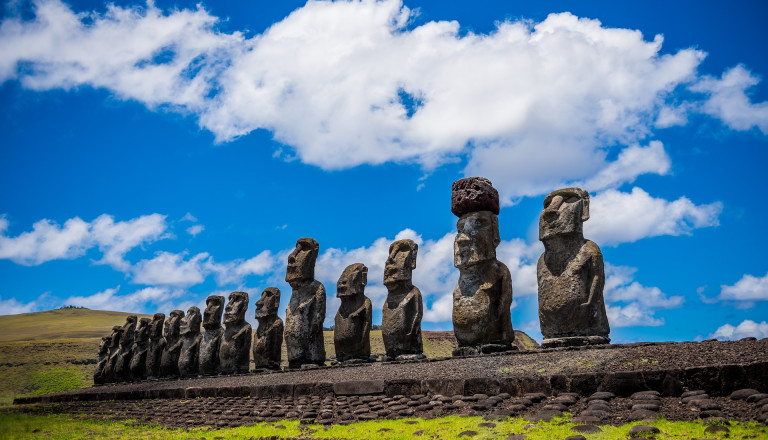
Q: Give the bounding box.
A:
[150,313,165,340]
[539,187,590,241]
[286,237,319,287]
[254,287,280,319]
[166,310,184,339]
[99,335,111,355]
[384,239,418,286]
[135,318,151,344]
[454,210,500,269]
[337,263,368,299]
[180,306,201,335]
[224,291,248,325]
[203,295,225,330]
[120,315,137,348]
[109,326,123,349]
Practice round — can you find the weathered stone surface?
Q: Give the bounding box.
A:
[333,380,386,396]
[537,188,609,348]
[145,313,165,379]
[160,310,184,377]
[285,238,326,368]
[451,177,499,217]
[382,239,424,360]
[178,306,202,377]
[199,295,224,375]
[452,178,515,354]
[219,291,252,374]
[128,317,151,380]
[252,287,283,370]
[93,335,111,384]
[334,263,372,361]
[114,316,137,382]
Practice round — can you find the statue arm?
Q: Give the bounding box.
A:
[312,283,326,334]
[584,241,605,307]
[362,299,372,336]
[407,288,423,337]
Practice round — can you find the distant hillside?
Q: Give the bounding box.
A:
[0,308,153,342]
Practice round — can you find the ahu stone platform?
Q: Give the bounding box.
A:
[11,339,768,427]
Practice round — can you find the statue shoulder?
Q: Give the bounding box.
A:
[582,240,603,259]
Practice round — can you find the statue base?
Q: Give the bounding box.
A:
[541,336,610,348]
[452,343,518,357]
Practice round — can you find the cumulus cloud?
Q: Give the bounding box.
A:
[692,65,768,135]
[0,295,40,315]
[63,285,186,313]
[710,320,768,341]
[131,251,211,287]
[0,213,169,267]
[2,1,764,202]
[719,271,768,302]
[585,187,722,246]
[186,224,204,237]
[604,264,684,328]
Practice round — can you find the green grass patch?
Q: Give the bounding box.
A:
[29,368,86,395]
[1,412,765,440]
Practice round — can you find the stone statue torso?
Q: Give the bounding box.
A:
[382,287,423,357]
[253,317,284,368]
[285,280,326,365]
[198,327,223,375]
[218,322,252,373]
[453,260,515,346]
[178,333,202,376]
[334,297,372,359]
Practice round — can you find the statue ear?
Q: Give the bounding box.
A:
[580,189,590,222]
[361,266,368,287]
[492,215,501,247]
[410,243,418,270]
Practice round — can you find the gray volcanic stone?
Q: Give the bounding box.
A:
[334,264,372,361]
[93,334,111,384]
[219,292,252,374]
[285,238,326,368]
[178,306,203,377]
[114,315,137,382]
[628,425,660,436]
[145,313,165,379]
[452,178,515,354]
[160,310,184,377]
[252,287,284,370]
[382,239,424,360]
[199,295,224,375]
[537,188,609,348]
[451,177,499,217]
[129,317,151,380]
[730,388,760,400]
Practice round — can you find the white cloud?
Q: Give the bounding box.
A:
[0,295,40,315]
[131,251,210,287]
[710,320,768,341]
[719,271,768,301]
[2,1,764,202]
[692,65,768,135]
[0,213,169,267]
[208,250,279,285]
[63,285,186,313]
[585,187,722,246]
[603,263,684,328]
[180,213,198,222]
[186,224,204,236]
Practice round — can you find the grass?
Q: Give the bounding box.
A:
[0,309,153,342]
[1,412,765,440]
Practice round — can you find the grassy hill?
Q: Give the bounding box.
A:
[0,309,538,405]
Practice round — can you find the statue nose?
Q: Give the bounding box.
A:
[543,209,559,221]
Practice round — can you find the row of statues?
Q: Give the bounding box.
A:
[95,177,610,383]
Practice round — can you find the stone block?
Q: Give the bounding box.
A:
[422,378,464,397]
[549,375,568,394]
[743,361,768,391]
[598,371,647,397]
[520,376,551,395]
[498,377,523,396]
[684,366,720,395]
[185,387,203,399]
[384,379,422,397]
[334,380,385,396]
[718,364,748,395]
[569,373,601,396]
[464,378,499,396]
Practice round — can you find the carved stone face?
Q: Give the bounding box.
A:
[255,287,280,319]
[203,295,225,330]
[109,326,123,349]
[150,313,165,340]
[384,240,418,286]
[120,315,137,348]
[180,307,201,335]
[99,336,111,355]
[166,310,184,339]
[539,188,589,241]
[337,263,368,298]
[454,211,500,269]
[285,238,319,286]
[135,318,151,344]
[224,291,248,325]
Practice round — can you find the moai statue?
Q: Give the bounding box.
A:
[104,325,123,383]
[199,295,225,375]
[178,306,203,377]
[537,187,610,348]
[252,287,284,370]
[114,315,137,382]
[334,264,373,362]
[93,335,111,385]
[382,239,424,361]
[160,309,184,377]
[284,238,326,369]
[145,313,165,379]
[451,177,516,356]
[128,317,151,380]
[218,291,252,374]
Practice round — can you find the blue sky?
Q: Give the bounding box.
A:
[1,0,767,344]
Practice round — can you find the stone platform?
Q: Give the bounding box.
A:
[10,339,768,426]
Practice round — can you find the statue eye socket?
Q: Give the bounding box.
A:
[565,196,579,204]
